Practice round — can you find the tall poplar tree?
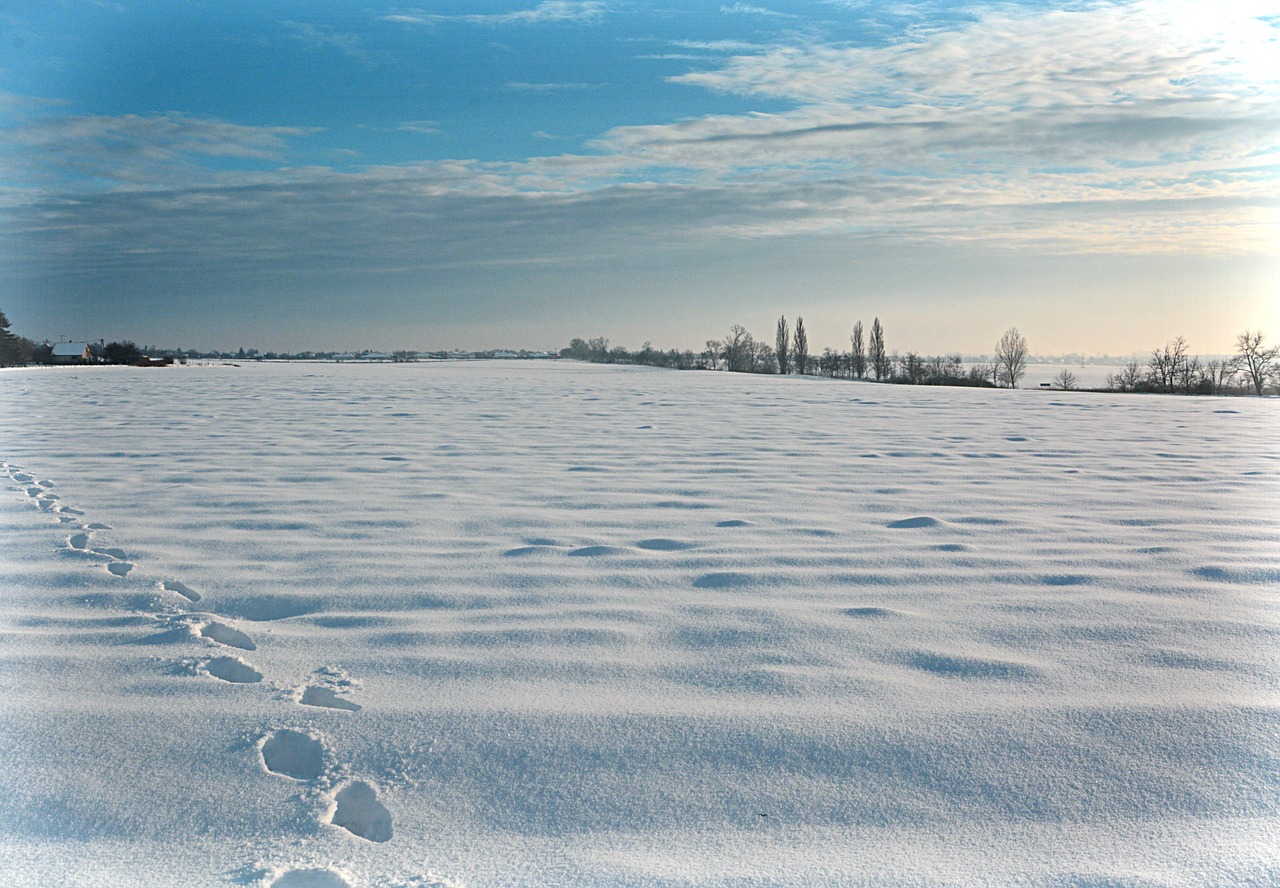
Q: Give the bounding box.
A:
[775,316,790,375]
[792,316,809,376]
[850,321,865,379]
[869,317,887,380]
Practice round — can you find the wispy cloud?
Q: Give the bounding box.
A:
[669,39,764,52]
[720,4,794,17]
[396,120,441,135]
[504,81,601,92]
[0,111,315,188]
[280,20,371,62]
[381,2,606,26]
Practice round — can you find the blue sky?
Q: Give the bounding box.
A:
[1,0,1276,354]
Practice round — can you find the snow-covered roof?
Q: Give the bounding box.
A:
[51,342,89,357]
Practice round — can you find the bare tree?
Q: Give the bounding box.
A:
[1148,336,1188,393]
[850,321,866,379]
[1106,361,1144,392]
[722,324,754,373]
[1176,354,1202,395]
[702,340,722,369]
[869,317,888,380]
[968,363,994,386]
[1053,369,1077,390]
[994,327,1029,388]
[1235,330,1278,396]
[758,342,778,373]
[775,316,790,375]
[793,316,809,375]
[1202,358,1239,395]
[900,352,926,384]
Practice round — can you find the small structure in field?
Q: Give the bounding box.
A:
[50,342,92,364]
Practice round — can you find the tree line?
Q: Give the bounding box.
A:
[563,319,1278,396]
[1101,332,1278,396]
[564,318,1031,388]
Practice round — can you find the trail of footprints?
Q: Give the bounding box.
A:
[3,462,393,881]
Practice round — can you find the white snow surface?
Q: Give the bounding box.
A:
[1,361,1277,887]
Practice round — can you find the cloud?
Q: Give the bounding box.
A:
[0,111,316,188]
[669,39,765,52]
[380,2,606,26]
[396,120,441,135]
[504,81,601,92]
[280,21,371,62]
[720,4,794,17]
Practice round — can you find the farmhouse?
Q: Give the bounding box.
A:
[50,342,92,364]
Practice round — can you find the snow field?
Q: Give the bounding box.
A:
[0,360,1277,886]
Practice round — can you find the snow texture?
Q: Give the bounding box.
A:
[0,360,1277,887]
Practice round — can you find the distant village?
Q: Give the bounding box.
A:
[6,339,560,367]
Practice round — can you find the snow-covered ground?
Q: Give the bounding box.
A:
[1,361,1277,887]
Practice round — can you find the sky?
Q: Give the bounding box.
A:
[1,0,1277,355]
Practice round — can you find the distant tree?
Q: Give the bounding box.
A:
[792,317,809,375]
[562,337,591,360]
[0,308,19,366]
[1106,360,1145,392]
[994,327,1029,388]
[722,324,753,372]
[775,316,790,375]
[587,337,610,361]
[1053,369,1078,390]
[1235,330,1278,396]
[1176,354,1202,395]
[850,321,866,379]
[1202,358,1239,395]
[968,363,995,386]
[868,317,888,380]
[899,352,926,384]
[1148,336,1188,393]
[703,340,722,369]
[101,340,144,364]
[751,341,777,374]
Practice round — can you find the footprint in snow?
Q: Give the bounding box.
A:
[106,561,133,577]
[201,655,263,684]
[259,729,325,780]
[68,532,89,550]
[198,620,256,651]
[297,666,362,712]
[92,547,127,560]
[299,686,362,712]
[270,869,352,888]
[328,780,393,843]
[161,580,201,602]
